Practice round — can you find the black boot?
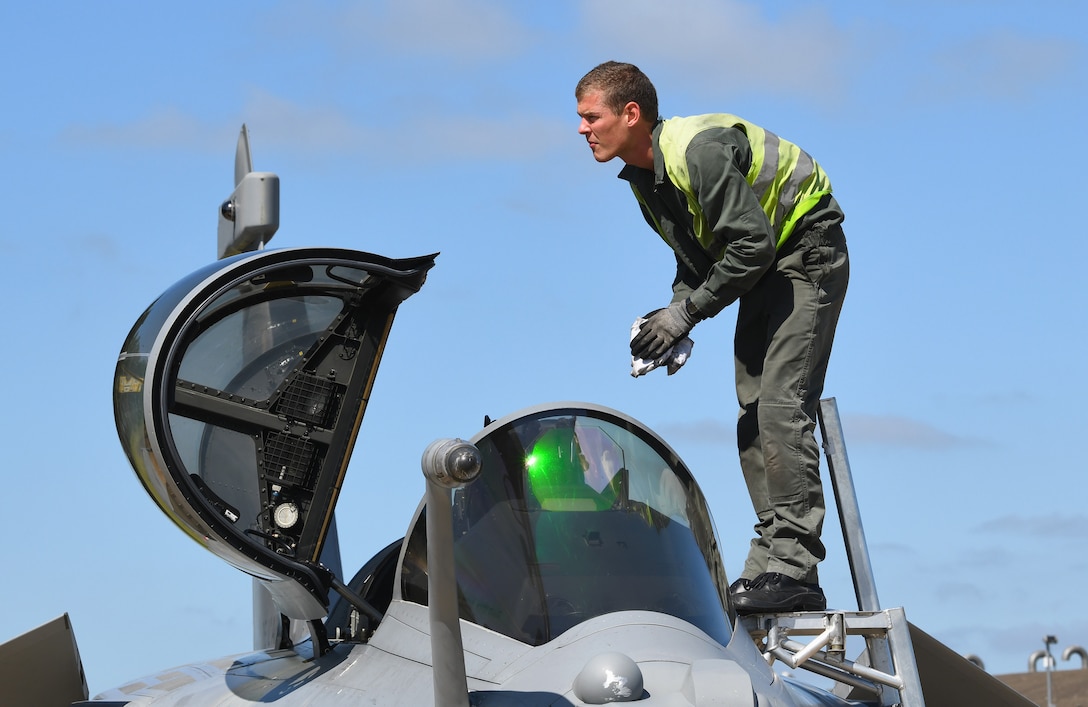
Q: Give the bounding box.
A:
[731,572,826,614]
[728,577,752,597]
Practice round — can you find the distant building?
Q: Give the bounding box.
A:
[998,669,1088,706]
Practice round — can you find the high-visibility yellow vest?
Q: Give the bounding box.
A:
[655,114,832,253]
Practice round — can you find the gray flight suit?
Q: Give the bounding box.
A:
[619,117,849,584]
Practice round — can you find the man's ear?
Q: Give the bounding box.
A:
[622,101,642,127]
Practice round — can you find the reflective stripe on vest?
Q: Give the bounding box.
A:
[656,114,832,253]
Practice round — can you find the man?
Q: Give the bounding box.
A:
[575,61,849,614]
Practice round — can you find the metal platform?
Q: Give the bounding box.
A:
[740,398,925,706]
[742,608,922,705]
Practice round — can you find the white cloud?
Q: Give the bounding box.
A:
[77,234,120,260]
[932,580,986,605]
[54,2,1086,163]
[59,105,229,151]
[364,0,532,59]
[657,418,736,446]
[268,0,533,63]
[241,91,370,154]
[919,30,1080,103]
[840,413,975,449]
[658,410,974,450]
[974,513,1088,539]
[56,88,568,163]
[574,0,852,104]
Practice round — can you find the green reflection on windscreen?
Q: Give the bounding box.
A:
[525,426,619,511]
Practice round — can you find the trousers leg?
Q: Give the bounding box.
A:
[734,221,849,583]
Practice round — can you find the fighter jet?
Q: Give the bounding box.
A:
[2,129,1035,707]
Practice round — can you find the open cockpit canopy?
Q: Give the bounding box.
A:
[114,247,435,620]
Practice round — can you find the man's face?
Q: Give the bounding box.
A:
[577,90,632,163]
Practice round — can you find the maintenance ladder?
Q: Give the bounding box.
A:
[739,397,925,707]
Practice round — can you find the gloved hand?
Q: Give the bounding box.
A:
[630,300,697,362]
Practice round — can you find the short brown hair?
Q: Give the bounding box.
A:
[575,61,659,124]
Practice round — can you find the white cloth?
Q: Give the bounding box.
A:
[630,317,694,377]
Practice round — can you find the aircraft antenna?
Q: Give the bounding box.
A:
[217,124,279,259]
[235,124,253,186]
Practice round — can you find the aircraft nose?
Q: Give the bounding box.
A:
[572,652,645,703]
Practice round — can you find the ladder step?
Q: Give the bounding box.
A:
[741,608,922,706]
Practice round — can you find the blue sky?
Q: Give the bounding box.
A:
[2,0,1086,696]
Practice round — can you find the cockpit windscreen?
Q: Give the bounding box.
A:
[402,407,731,647]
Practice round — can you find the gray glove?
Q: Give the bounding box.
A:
[631,300,698,361]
